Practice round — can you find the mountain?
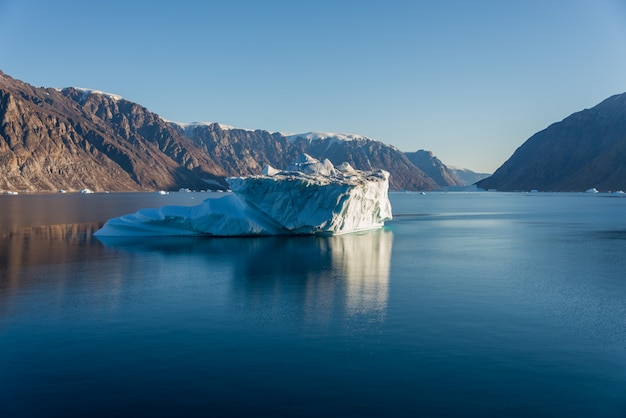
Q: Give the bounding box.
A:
[0,70,447,192]
[404,150,490,188]
[178,127,439,190]
[448,166,491,186]
[0,71,227,192]
[476,93,626,192]
[404,150,464,188]
[284,132,438,190]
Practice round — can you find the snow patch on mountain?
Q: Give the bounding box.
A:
[60,87,123,102]
[285,131,370,143]
[164,120,255,132]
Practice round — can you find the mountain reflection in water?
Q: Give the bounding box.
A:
[0,223,104,288]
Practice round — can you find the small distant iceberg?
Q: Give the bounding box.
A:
[79,188,94,194]
[585,188,599,193]
[95,154,392,237]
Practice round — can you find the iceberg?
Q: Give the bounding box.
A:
[94,154,392,237]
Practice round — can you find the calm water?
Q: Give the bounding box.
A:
[1,192,625,417]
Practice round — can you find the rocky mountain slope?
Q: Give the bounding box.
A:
[405,150,465,188]
[1,70,461,192]
[0,72,227,192]
[477,93,626,192]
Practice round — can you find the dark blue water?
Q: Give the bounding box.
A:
[1,192,625,417]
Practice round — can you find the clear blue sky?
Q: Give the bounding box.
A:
[2,0,626,173]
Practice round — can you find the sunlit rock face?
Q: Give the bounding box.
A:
[95,154,392,237]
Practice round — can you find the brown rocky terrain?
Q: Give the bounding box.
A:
[477,93,626,192]
[405,150,465,188]
[1,70,466,192]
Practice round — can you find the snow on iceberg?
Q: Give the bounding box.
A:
[94,154,392,237]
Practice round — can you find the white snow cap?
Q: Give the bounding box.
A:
[62,87,123,101]
[285,131,370,143]
[164,120,255,132]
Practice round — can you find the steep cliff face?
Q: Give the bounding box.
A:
[477,93,626,192]
[0,77,140,191]
[0,70,447,192]
[179,123,305,177]
[299,136,438,191]
[183,126,440,190]
[0,72,227,192]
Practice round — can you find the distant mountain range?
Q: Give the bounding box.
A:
[0,70,485,193]
[405,150,466,189]
[477,93,626,192]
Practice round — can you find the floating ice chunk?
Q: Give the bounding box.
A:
[95,154,392,237]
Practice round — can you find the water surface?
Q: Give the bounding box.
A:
[1,192,625,417]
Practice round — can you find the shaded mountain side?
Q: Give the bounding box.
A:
[177,124,440,190]
[293,136,438,191]
[177,123,306,177]
[1,70,454,192]
[477,93,626,192]
[404,150,464,188]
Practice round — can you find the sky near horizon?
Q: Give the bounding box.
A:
[2,0,626,173]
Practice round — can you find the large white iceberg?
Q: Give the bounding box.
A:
[94,154,392,237]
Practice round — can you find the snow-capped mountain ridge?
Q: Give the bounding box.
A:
[59,87,123,102]
[168,124,374,143]
[166,121,389,150]
[285,131,371,143]
[165,120,256,133]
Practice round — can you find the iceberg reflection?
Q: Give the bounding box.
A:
[98,229,394,322]
[330,230,392,318]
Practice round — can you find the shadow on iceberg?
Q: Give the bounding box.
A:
[94,154,392,237]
